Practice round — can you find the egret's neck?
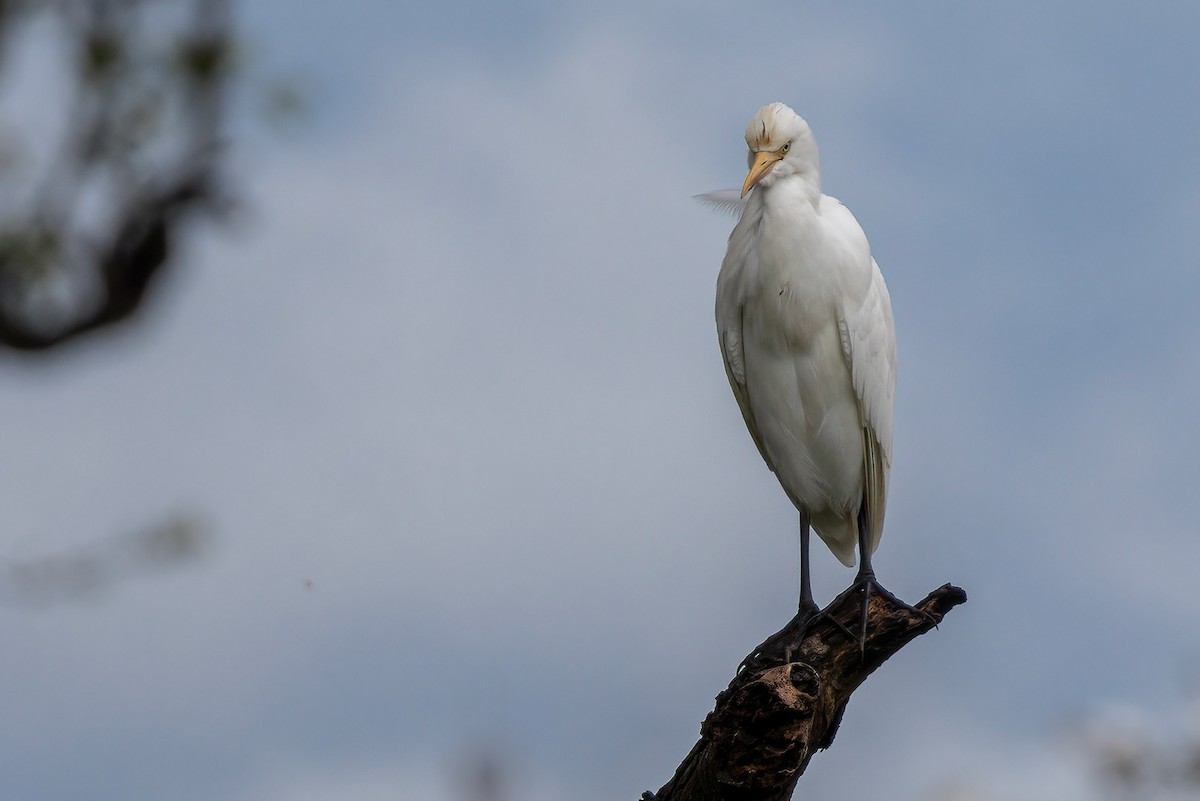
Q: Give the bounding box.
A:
[760,169,821,210]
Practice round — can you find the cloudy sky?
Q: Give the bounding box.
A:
[3,2,1200,800]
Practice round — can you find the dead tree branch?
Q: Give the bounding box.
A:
[646,583,966,801]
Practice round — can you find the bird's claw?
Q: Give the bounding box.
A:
[829,575,937,653]
[738,609,814,673]
[738,603,857,673]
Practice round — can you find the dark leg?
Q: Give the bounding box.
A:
[739,512,849,672]
[853,503,876,648]
[832,503,933,652]
[798,512,817,615]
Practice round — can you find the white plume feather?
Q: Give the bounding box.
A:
[694,189,747,217]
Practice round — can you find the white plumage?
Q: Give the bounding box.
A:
[712,103,896,614]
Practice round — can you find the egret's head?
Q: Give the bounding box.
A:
[741,102,817,197]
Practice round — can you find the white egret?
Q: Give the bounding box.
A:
[709,103,914,645]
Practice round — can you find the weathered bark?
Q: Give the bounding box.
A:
[646,583,966,801]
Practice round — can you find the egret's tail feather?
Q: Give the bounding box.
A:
[812,515,858,568]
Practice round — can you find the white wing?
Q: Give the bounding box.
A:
[837,256,896,555]
[714,204,775,472]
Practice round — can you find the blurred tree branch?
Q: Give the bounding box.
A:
[0,0,256,600]
[0,512,211,605]
[0,0,232,352]
[646,584,966,801]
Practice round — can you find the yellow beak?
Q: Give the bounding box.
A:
[741,150,784,197]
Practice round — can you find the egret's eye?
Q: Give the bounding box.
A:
[781,142,791,154]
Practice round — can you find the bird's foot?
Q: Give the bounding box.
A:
[829,574,937,653]
[738,610,813,673]
[737,602,853,673]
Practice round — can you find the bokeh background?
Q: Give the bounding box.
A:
[3,2,1200,800]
